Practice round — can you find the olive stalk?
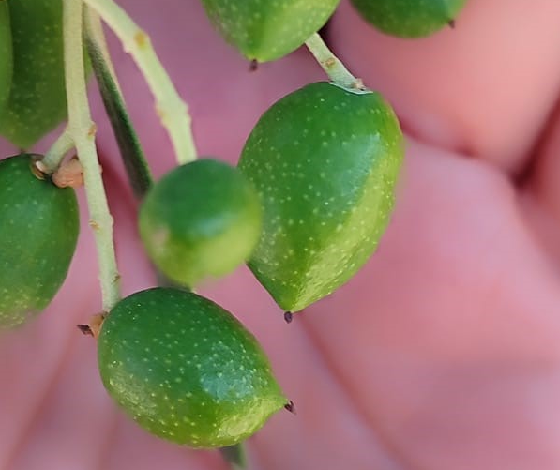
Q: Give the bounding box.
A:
[42,129,74,172]
[304,32,367,92]
[62,0,120,311]
[82,0,197,165]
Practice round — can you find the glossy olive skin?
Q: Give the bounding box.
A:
[139,159,263,288]
[0,0,67,148]
[98,288,287,448]
[238,82,403,312]
[199,0,341,62]
[351,0,467,38]
[0,154,80,328]
[0,1,12,115]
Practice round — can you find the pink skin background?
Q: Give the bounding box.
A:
[1,0,560,468]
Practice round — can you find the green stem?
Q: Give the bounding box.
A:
[304,33,367,92]
[63,0,120,312]
[84,7,121,91]
[84,6,154,199]
[219,443,248,470]
[41,129,74,173]
[82,0,197,165]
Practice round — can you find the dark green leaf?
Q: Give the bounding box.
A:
[84,33,153,199]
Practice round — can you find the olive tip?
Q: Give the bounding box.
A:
[249,59,259,72]
[77,324,94,336]
[284,400,296,414]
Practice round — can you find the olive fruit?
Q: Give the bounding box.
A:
[98,287,287,447]
[238,82,403,312]
[350,0,468,38]
[0,154,80,328]
[0,0,12,115]
[139,159,263,288]
[0,0,67,148]
[199,0,341,62]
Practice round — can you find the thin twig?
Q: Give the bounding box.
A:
[305,33,367,92]
[82,0,197,165]
[41,129,74,173]
[63,0,120,311]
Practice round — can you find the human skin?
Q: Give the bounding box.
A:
[1,0,560,468]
